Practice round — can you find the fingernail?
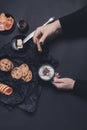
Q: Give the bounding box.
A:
[40,42,44,45]
[51,81,54,84]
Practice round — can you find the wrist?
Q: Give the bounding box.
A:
[71,79,75,90]
[54,20,62,33]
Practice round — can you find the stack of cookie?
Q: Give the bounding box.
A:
[0,58,32,82]
[11,64,32,82]
[0,58,33,96]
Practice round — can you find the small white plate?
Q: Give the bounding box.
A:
[38,65,55,81]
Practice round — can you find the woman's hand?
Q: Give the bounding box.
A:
[33,20,61,44]
[52,73,75,90]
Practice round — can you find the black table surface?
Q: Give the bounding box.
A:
[0,0,87,130]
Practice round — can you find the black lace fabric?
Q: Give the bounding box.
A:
[0,39,58,112]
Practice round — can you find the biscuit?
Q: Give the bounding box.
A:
[19,64,29,77]
[36,42,42,52]
[22,70,32,82]
[0,58,14,72]
[11,67,22,80]
[0,83,13,95]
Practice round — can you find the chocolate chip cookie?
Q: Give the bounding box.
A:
[22,70,32,82]
[0,58,14,72]
[11,67,22,80]
[19,63,29,77]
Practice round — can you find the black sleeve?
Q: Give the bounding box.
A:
[73,79,87,97]
[59,6,87,35]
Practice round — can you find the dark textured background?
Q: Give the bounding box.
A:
[0,0,87,130]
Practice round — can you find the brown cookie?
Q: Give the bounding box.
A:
[0,58,14,72]
[11,67,22,80]
[19,64,29,77]
[22,70,32,82]
[0,83,13,95]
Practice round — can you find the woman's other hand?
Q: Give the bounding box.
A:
[52,73,75,90]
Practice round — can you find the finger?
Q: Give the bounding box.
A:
[39,33,47,43]
[33,29,42,44]
[53,76,64,83]
[55,72,60,78]
[33,37,38,44]
[55,72,59,76]
[33,34,37,44]
[52,82,65,89]
[54,78,65,83]
[53,76,59,82]
[35,30,42,39]
[33,33,40,44]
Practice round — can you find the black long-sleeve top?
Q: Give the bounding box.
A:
[59,6,87,96]
[59,6,87,35]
